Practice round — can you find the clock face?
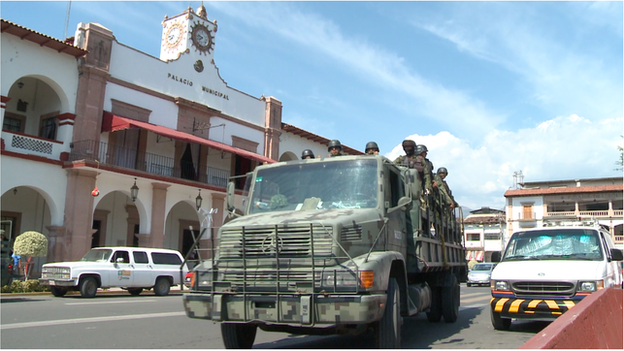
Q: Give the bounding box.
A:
[191,23,214,54]
[165,23,183,49]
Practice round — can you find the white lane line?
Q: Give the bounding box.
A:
[0,311,186,330]
[461,296,492,304]
[65,299,157,306]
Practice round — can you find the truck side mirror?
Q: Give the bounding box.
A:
[226,181,236,212]
[611,248,623,261]
[491,251,501,262]
[388,196,412,214]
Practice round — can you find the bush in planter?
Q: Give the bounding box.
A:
[2,280,50,293]
[12,231,48,280]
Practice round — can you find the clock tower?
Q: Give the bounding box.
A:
[160,4,217,62]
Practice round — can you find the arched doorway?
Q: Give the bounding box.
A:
[92,191,141,248]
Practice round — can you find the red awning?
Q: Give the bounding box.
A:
[102,111,275,164]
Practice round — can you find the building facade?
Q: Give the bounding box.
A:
[463,207,506,263]
[1,6,362,275]
[504,177,623,249]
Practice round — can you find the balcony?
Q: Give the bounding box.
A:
[69,140,230,188]
[545,210,623,219]
[2,131,67,160]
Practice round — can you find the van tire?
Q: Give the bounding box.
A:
[491,309,511,330]
[80,277,98,298]
[154,277,171,296]
[442,275,459,323]
[221,323,257,349]
[128,288,142,296]
[50,286,68,297]
[375,278,401,348]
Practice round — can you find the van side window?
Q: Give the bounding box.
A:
[151,252,182,265]
[133,251,149,264]
[111,251,130,263]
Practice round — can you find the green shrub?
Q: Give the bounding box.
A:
[1,280,50,293]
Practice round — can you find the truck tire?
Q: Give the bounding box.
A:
[375,278,401,348]
[426,287,442,323]
[50,286,68,297]
[154,277,171,296]
[442,275,459,323]
[490,309,511,330]
[79,277,98,298]
[128,288,142,296]
[221,323,257,349]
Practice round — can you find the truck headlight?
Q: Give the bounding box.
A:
[197,270,215,287]
[492,281,509,291]
[577,280,603,293]
[321,270,358,288]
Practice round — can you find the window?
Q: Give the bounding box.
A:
[151,252,182,265]
[111,250,130,263]
[467,234,480,241]
[3,113,25,133]
[522,205,533,219]
[39,116,57,139]
[133,251,149,264]
[484,233,501,240]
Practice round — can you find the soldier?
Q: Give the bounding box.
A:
[365,141,380,155]
[301,149,315,159]
[327,139,343,157]
[435,167,458,210]
[415,144,435,195]
[393,139,418,167]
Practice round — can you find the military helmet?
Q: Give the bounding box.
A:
[365,141,379,153]
[402,139,416,150]
[328,139,342,151]
[438,167,448,175]
[416,144,428,155]
[301,149,315,159]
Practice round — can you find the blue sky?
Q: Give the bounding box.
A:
[2,1,622,210]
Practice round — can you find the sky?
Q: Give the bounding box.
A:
[1,1,622,211]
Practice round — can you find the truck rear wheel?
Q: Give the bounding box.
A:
[154,277,170,296]
[375,278,401,348]
[426,287,442,323]
[442,275,459,323]
[490,309,511,330]
[221,323,257,349]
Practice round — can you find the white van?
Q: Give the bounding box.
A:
[39,247,189,298]
[490,222,623,330]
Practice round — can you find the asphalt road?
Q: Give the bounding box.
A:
[0,285,546,349]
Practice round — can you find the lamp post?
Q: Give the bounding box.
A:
[130,178,139,202]
[196,189,203,210]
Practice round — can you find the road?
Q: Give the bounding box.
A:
[0,285,547,349]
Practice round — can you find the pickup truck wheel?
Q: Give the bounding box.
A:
[375,278,401,348]
[491,309,511,330]
[442,275,459,323]
[426,287,442,323]
[221,323,257,349]
[79,277,98,298]
[128,288,142,296]
[50,286,68,297]
[154,277,171,296]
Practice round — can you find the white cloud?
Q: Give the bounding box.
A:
[384,115,623,210]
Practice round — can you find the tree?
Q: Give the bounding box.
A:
[12,231,48,280]
[616,135,623,172]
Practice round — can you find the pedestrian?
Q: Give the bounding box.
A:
[365,141,379,155]
[11,252,21,275]
[327,139,343,157]
[301,149,315,159]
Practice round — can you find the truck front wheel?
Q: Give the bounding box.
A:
[221,323,257,349]
[490,309,511,330]
[375,278,401,348]
[79,277,98,298]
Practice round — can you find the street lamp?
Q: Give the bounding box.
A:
[130,178,139,202]
[196,189,203,210]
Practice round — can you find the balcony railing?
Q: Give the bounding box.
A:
[546,210,623,219]
[2,130,67,160]
[70,140,230,188]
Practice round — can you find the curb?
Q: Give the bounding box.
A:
[1,285,187,297]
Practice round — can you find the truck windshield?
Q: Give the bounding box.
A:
[249,159,378,214]
[81,249,113,262]
[502,229,603,261]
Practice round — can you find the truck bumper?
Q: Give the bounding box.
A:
[39,278,77,287]
[183,292,386,326]
[490,295,582,320]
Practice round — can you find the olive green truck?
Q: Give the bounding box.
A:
[182,155,467,348]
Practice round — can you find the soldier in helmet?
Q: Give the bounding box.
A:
[435,167,458,210]
[327,139,343,157]
[394,139,418,166]
[301,149,315,159]
[365,141,379,155]
[416,144,436,194]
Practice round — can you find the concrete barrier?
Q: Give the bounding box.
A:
[520,287,623,349]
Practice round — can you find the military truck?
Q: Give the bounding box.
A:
[182,155,467,348]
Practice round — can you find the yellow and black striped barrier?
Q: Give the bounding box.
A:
[490,296,582,316]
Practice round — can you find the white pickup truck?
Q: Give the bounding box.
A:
[39,247,188,298]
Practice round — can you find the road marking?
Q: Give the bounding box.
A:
[0,311,186,330]
[461,296,492,304]
[65,299,158,306]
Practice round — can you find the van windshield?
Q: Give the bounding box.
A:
[502,229,603,261]
[81,249,113,262]
[249,159,378,214]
